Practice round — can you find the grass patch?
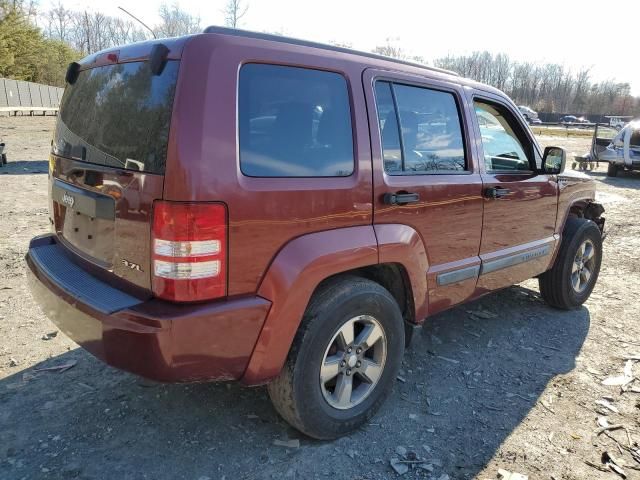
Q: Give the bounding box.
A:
[530,126,594,138]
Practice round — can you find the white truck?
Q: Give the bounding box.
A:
[592,121,640,177]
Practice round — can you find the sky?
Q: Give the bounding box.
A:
[45,0,640,95]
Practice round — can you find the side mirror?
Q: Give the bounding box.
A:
[543,146,566,174]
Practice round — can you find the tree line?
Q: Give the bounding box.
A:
[432,52,638,117]
[370,42,639,117]
[2,0,637,117]
[0,0,245,87]
[0,0,77,86]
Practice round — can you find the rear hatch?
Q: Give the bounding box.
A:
[50,56,180,292]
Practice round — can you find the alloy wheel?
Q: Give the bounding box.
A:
[319,315,387,410]
[571,239,596,293]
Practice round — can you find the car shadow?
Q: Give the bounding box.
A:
[585,168,640,189]
[0,285,589,479]
[0,160,49,175]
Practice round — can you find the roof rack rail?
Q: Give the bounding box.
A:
[202,26,459,77]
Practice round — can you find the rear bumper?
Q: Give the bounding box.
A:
[26,235,271,383]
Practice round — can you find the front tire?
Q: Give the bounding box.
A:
[607,162,619,177]
[539,217,602,309]
[267,276,405,439]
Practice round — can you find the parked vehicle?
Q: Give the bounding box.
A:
[518,105,541,124]
[26,27,606,439]
[559,115,590,126]
[604,115,632,130]
[592,121,640,176]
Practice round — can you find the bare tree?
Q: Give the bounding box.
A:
[156,2,201,37]
[432,50,640,116]
[328,40,352,49]
[43,8,147,55]
[223,0,248,28]
[44,2,72,42]
[372,38,405,59]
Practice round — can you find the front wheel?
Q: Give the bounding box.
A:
[607,163,619,177]
[267,276,405,439]
[539,217,602,309]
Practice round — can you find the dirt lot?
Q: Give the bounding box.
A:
[1,116,640,480]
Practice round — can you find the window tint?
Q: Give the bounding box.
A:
[239,64,354,177]
[375,82,403,172]
[375,82,466,174]
[474,101,531,172]
[54,61,179,174]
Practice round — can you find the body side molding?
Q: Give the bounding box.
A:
[437,265,481,286]
[481,244,552,275]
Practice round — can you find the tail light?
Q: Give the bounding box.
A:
[152,201,227,302]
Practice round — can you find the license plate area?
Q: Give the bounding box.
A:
[52,180,116,268]
[59,209,114,267]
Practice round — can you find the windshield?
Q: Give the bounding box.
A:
[53,60,179,174]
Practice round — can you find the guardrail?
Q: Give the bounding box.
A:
[0,78,64,116]
[0,106,58,116]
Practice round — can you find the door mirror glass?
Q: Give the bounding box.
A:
[543,146,566,174]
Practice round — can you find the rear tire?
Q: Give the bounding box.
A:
[607,163,619,177]
[539,217,602,309]
[267,276,404,439]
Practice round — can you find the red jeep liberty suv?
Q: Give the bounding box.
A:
[26,27,605,439]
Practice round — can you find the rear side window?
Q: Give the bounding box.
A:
[239,64,354,177]
[54,60,179,174]
[375,81,466,174]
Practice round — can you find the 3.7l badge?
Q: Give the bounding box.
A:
[121,259,142,272]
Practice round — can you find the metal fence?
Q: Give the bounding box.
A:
[0,78,64,115]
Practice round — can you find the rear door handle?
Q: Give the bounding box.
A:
[383,192,420,205]
[484,187,511,199]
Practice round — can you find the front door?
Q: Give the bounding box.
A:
[364,69,484,316]
[470,95,558,292]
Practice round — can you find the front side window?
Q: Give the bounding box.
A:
[474,101,532,172]
[375,81,466,174]
[238,64,354,177]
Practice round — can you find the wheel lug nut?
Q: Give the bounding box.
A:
[340,361,346,367]
[356,348,362,354]
[356,361,361,367]
[347,347,352,353]
[346,369,351,376]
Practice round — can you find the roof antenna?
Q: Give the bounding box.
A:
[118,6,157,39]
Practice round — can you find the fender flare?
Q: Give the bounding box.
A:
[552,197,604,266]
[374,224,429,321]
[558,197,603,234]
[241,224,429,385]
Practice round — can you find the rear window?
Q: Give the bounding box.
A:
[53,60,179,174]
[238,64,354,177]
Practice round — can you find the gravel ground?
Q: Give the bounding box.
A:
[1,116,639,480]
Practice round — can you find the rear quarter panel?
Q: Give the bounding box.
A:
[163,34,373,297]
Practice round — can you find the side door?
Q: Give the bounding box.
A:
[364,69,484,316]
[470,93,558,292]
[591,125,619,161]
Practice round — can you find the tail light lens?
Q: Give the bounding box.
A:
[152,201,227,302]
